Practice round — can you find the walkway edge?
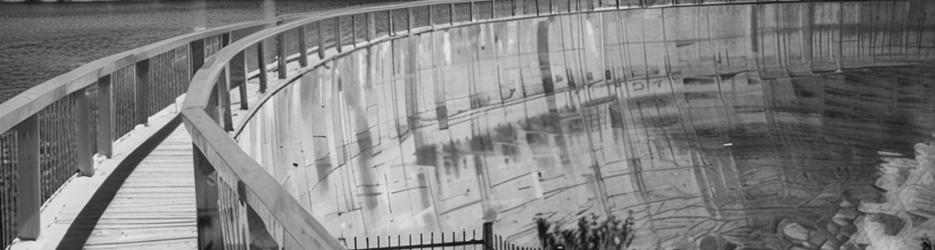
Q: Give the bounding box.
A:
[54,115,184,250]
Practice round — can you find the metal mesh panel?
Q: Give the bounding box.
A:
[37,93,79,201]
[495,0,514,18]
[112,65,137,138]
[305,22,321,55]
[580,0,595,10]
[554,0,571,13]
[523,0,539,16]
[148,49,183,117]
[339,16,354,48]
[205,35,224,59]
[353,14,369,44]
[412,6,431,30]
[537,0,552,13]
[217,176,250,249]
[432,4,452,26]
[475,1,494,20]
[453,3,472,23]
[321,18,338,52]
[0,130,17,246]
[285,28,302,60]
[598,0,617,9]
[392,9,409,34]
[373,11,390,38]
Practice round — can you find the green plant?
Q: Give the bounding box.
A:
[534,212,635,250]
[923,235,933,250]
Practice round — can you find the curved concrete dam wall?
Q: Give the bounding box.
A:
[235,1,935,249]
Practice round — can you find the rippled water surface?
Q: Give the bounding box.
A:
[0,0,409,103]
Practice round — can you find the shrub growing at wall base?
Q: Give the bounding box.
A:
[535,213,635,250]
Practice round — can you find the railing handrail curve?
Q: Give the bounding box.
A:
[181,0,603,248]
[182,0,926,248]
[183,0,480,110]
[0,20,276,135]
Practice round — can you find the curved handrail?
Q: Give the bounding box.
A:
[182,0,934,248]
[0,21,271,134]
[0,16,282,246]
[181,0,827,248]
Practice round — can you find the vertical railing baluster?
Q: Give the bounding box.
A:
[15,116,39,240]
[135,59,150,126]
[276,32,287,80]
[75,89,94,176]
[298,26,309,67]
[257,41,269,93]
[336,17,343,53]
[231,51,249,110]
[96,75,113,158]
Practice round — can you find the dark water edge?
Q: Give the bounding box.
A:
[0,0,411,103]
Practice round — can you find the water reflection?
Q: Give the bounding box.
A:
[236,1,935,249]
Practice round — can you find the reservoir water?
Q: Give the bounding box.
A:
[0,0,408,103]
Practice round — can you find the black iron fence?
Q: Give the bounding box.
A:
[343,223,541,250]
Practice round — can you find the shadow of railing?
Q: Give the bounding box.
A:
[0,16,305,247]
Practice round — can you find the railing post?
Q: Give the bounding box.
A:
[231,51,249,110]
[190,39,206,79]
[15,116,39,240]
[221,32,231,47]
[388,9,395,37]
[257,41,269,93]
[192,145,222,250]
[483,222,493,250]
[96,75,113,158]
[135,59,150,126]
[336,18,343,53]
[75,89,94,176]
[276,33,287,80]
[297,26,309,67]
[318,21,327,59]
[218,67,234,131]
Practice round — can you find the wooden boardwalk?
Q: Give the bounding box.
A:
[80,126,197,250]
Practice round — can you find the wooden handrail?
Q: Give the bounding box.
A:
[0,21,273,134]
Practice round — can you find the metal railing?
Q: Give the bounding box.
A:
[0,18,283,247]
[343,223,541,250]
[181,0,933,249]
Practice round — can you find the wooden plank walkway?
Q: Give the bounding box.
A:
[80,126,197,250]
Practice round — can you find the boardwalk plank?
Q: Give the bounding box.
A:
[82,127,197,250]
